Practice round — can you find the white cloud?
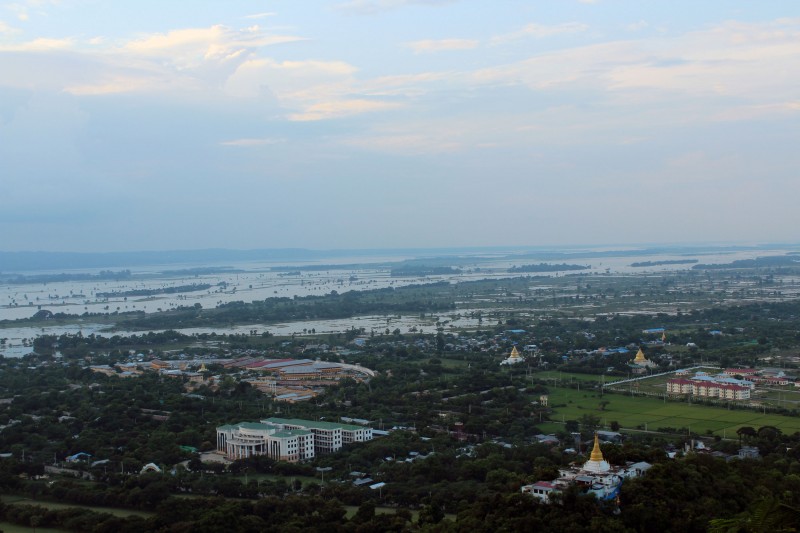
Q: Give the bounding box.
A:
[224,57,358,99]
[334,0,456,15]
[124,25,305,68]
[288,99,401,121]
[4,0,60,21]
[491,22,588,45]
[627,20,648,32]
[220,137,284,146]
[0,36,72,51]
[603,21,800,105]
[244,12,276,20]
[0,19,20,35]
[404,38,478,54]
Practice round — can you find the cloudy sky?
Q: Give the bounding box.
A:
[1,1,798,252]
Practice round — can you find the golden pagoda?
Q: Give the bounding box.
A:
[501,346,524,365]
[590,433,605,462]
[198,363,208,372]
[633,347,648,364]
[583,433,611,473]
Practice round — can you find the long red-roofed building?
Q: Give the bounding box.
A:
[667,377,750,400]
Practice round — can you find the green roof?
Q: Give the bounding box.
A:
[238,422,273,431]
[264,417,367,432]
[272,429,312,438]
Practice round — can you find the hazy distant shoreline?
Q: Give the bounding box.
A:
[0,244,790,273]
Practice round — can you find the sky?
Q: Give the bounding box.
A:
[1,1,799,253]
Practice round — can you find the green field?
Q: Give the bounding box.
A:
[541,386,800,437]
[536,371,604,383]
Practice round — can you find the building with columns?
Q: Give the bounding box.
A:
[216,418,373,462]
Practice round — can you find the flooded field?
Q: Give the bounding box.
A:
[1,247,794,357]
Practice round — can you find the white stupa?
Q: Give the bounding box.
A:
[582,433,611,474]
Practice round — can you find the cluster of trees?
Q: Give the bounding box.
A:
[112,283,457,330]
[95,283,212,298]
[0,269,133,284]
[508,263,590,273]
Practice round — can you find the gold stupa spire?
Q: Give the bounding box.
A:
[633,347,647,363]
[198,363,208,372]
[590,433,604,462]
[510,346,521,358]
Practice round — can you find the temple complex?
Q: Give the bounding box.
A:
[629,347,657,374]
[522,433,651,503]
[500,346,524,366]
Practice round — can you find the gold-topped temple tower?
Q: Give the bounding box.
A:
[590,433,604,462]
[501,346,524,365]
[583,433,611,473]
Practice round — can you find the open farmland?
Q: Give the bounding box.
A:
[540,386,800,437]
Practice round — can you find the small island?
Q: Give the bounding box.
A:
[630,259,698,267]
[508,263,589,273]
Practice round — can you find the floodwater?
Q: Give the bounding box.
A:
[0,247,791,357]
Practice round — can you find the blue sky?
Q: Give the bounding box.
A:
[1,1,798,252]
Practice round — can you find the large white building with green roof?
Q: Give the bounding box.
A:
[216,418,373,462]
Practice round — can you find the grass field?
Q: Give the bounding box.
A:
[536,371,604,383]
[541,386,800,437]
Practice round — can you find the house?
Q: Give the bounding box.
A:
[521,481,558,502]
[738,446,760,459]
[596,431,624,444]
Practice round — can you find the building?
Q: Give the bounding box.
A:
[216,421,316,462]
[629,347,657,374]
[667,374,751,400]
[521,433,651,503]
[521,481,557,502]
[738,446,760,459]
[266,417,373,450]
[500,346,524,366]
[723,368,759,377]
[216,418,373,462]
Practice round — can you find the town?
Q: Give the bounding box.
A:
[2,254,800,530]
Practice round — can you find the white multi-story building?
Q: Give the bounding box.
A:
[216,422,315,462]
[216,418,373,462]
